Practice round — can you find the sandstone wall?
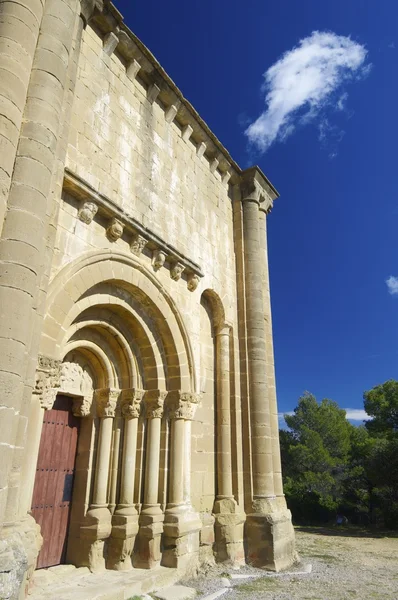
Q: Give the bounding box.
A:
[52,22,242,522]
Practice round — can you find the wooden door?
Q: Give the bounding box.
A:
[31,395,80,568]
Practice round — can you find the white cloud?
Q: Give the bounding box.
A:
[386,275,398,296]
[344,408,371,421]
[245,31,368,152]
[278,408,370,428]
[336,92,348,111]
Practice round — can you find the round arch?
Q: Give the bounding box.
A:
[41,250,196,392]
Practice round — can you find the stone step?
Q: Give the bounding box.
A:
[28,564,181,600]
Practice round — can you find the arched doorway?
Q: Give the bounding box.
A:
[31,395,80,568]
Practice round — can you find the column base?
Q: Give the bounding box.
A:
[106,509,139,571]
[0,515,42,600]
[198,513,215,567]
[245,499,297,571]
[162,509,201,571]
[78,507,112,572]
[213,498,245,566]
[133,511,164,569]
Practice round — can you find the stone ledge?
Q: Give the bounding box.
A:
[63,169,204,285]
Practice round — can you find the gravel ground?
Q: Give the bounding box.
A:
[183,527,398,600]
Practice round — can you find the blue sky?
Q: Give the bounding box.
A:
[118,1,398,423]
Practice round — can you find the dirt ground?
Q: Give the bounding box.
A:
[187,527,398,600]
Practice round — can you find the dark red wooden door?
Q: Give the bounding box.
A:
[31,395,80,568]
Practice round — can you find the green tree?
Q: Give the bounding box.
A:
[281,392,352,523]
[364,379,398,437]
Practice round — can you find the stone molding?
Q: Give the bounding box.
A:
[144,390,167,419]
[121,388,144,419]
[167,390,200,421]
[33,355,61,410]
[95,388,120,417]
[63,170,204,289]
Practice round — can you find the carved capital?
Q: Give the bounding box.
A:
[152,249,166,271]
[130,233,148,256]
[167,390,200,420]
[33,355,61,410]
[78,201,98,224]
[187,273,200,292]
[170,261,185,281]
[72,396,92,417]
[240,167,278,208]
[95,388,120,418]
[121,388,144,419]
[259,194,274,214]
[107,217,124,241]
[144,390,167,419]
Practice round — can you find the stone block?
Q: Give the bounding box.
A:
[154,585,197,600]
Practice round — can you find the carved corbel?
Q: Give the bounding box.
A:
[152,249,166,271]
[121,388,144,419]
[170,261,185,281]
[187,273,200,292]
[145,390,167,419]
[33,355,61,410]
[130,233,148,256]
[78,201,98,224]
[95,388,120,417]
[107,217,124,241]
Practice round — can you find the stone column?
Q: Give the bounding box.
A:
[80,388,119,571]
[241,181,274,501]
[258,206,283,499]
[0,0,45,228]
[163,391,202,569]
[107,389,144,570]
[134,389,166,569]
[213,328,244,564]
[240,168,296,570]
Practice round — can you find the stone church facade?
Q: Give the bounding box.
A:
[0,1,295,597]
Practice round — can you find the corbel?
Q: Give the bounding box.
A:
[182,124,193,143]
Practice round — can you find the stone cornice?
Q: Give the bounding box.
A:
[63,169,204,282]
[87,1,279,197]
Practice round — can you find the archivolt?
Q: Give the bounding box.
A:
[41,250,195,392]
